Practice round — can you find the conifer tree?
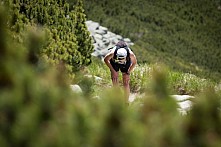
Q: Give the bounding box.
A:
[2,0,94,74]
[74,0,94,65]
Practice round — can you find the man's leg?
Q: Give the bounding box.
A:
[111,70,119,86]
[122,73,130,102]
[110,61,119,86]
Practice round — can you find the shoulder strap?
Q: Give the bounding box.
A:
[124,46,130,59]
[113,45,120,59]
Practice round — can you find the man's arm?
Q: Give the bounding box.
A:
[128,52,137,74]
[104,52,115,72]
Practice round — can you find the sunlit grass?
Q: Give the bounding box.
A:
[87,59,219,97]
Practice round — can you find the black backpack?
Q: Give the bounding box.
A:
[113,45,130,61]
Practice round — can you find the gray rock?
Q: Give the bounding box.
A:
[86,20,134,58]
[95,29,106,35]
[116,35,123,40]
[84,75,103,81]
[123,38,131,42]
[94,34,103,40]
[129,93,195,115]
[178,100,192,109]
[171,95,194,102]
[99,26,108,32]
[86,21,99,32]
[70,84,82,93]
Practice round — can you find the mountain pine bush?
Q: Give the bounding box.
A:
[2,0,94,74]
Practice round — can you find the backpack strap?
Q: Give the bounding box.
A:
[113,46,120,60]
[125,46,130,61]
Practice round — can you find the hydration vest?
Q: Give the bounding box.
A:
[112,45,130,64]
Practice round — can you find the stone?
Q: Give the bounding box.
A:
[70,84,82,93]
[171,95,194,102]
[86,20,134,58]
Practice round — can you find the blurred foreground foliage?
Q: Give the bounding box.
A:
[1,6,221,147]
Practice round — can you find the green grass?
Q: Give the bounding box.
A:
[84,58,219,97]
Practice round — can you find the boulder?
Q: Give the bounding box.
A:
[70,84,82,93]
[86,20,134,58]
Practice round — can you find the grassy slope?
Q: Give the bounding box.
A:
[69,0,221,81]
[84,58,219,97]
